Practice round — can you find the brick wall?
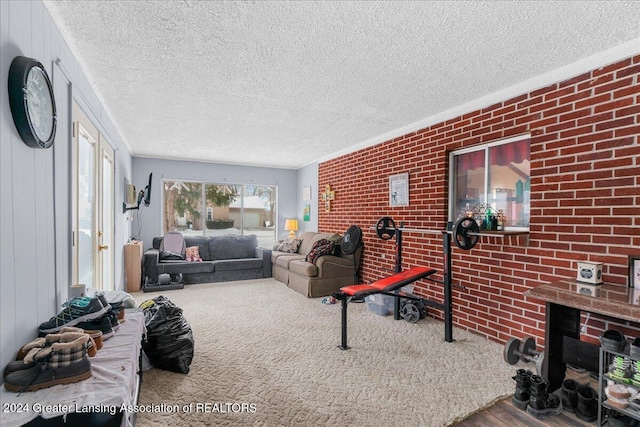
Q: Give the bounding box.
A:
[318,55,640,347]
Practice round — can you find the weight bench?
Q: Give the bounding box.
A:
[333,266,437,350]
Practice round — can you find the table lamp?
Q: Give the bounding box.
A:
[284,219,298,238]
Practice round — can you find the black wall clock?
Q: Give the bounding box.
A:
[8,56,57,149]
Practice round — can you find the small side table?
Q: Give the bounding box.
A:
[124,240,144,292]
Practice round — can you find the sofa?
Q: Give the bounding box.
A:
[271,231,363,298]
[143,234,272,285]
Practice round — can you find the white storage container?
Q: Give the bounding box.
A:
[366,294,394,316]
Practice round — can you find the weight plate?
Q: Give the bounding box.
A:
[376,217,396,240]
[342,225,362,255]
[504,337,521,365]
[535,351,544,376]
[453,217,479,250]
[519,336,537,357]
[400,303,420,323]
[415,300,428,319]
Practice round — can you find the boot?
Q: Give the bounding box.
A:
[576,385,598,422]
[526,375,563,419]
[512,369,532,410]
[4,334,91,393]
[5,330,95,378]
[561,379,578,413]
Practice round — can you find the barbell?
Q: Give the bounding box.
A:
[374,216,480,250]
[503,336,545,375]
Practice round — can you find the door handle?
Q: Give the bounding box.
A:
[98,245,109,251]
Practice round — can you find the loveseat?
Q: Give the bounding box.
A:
[271,231,363,298]
[144,234,272,285]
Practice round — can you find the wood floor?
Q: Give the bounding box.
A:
[453,396,595,427]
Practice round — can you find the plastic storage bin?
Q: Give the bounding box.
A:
[365,284,416,316]
[366,294,394,316]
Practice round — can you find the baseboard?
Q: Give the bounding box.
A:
[142,283,185,292]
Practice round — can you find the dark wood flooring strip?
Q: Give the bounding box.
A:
[452,397,595,427]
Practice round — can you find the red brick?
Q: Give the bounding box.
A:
[318,53,640,349]
[594,58,632,76]
[594,77,634,95]
[594,97,634,113]
[615,125,640,137]
[530,100,559,114]
[560,71,592,88]
[578,73,614,91]
[576,93,611,109]
[559,89,593,105]
[613,83,640,99]
[560,125,593,138]
[616,63,640,78]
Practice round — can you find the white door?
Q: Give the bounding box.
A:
[72,102,115,291]
[98,137,115,290]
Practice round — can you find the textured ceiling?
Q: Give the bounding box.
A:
[43,1,640,169]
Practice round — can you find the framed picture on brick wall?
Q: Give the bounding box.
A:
[389,173,409,207]
[629,255,640,289]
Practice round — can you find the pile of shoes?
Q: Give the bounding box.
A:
[605,356,640,413]
[38,293,125,340]
[512,368,599,420]
[559,377,599,422]
[4,327,98,392]
[511,369,563,419]
[3,293,125,393]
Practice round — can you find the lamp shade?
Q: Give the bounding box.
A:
[284,219,298,237]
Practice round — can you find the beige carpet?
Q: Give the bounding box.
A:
[131,278,520,427]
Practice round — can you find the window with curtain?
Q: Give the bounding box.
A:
[449,135,530,230]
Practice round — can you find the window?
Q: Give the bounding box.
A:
[162,180,277,247]
[449,135,530,230]
[204,183,241,235]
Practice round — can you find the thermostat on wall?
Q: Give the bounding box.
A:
[576,262,603,285]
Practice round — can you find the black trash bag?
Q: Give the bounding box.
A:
[140,295,194,374]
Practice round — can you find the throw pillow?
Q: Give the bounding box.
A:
[326,233,343,255]
[305,238,335,265]
[276,238,302,253]
[326,233,343,245]
[186,246,202,262]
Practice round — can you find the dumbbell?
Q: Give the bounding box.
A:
[503,336,545,375]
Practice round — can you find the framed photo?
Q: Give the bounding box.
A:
[303,186,311,201]
[389,173,409,207]
[629,255,640,289]
[303,204,310,221]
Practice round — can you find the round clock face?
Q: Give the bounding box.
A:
[8,56,57,149]
[26,66,56,143]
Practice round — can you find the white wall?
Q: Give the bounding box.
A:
[0,1,133,376]
[131,157,298,247]
[296,162,318,233]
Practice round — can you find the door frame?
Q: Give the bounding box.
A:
[71,101,115,290]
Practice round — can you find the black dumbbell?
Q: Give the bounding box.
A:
[503,336,545,375]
